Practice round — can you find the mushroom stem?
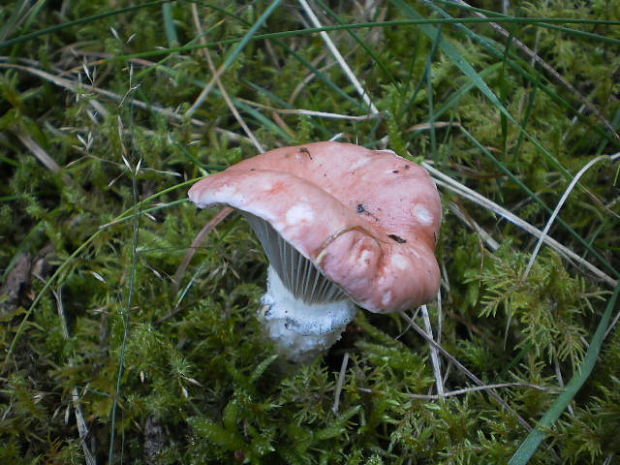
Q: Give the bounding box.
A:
[259,266,357,363]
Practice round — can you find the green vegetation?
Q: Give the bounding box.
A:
[1,1,618,463]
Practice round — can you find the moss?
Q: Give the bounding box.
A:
[0,1,618,464]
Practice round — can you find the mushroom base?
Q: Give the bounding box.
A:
[259,266,357,363]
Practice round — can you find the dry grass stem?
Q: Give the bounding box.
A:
[406,382,557,400]
[52,288,96,465]
[0,63,252,144]
[523,153,620,279]
[399,311,533,432]
[288,51,333,104]
[191,4,264,152]
[297,0,379,114]
[553,358,574,416]
[239,100,384,121]
[407,121,462,132]
[423,162,618,287]
[421,304,445,395]
[332,351,350,415]
[604,308,620,340]
[13,127,61,173]
[449,202,500,251]
[174,207,235,289]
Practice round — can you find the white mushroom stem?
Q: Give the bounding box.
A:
[244,212,359,361]
[259,266,357,363]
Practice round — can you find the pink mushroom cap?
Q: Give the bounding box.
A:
[188,141,442,313]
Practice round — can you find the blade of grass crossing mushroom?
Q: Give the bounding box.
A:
[173,206,234,289]
[509,284,620,465]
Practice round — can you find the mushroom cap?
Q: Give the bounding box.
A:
[188,141,441,313]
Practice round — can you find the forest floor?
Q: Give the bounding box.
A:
[0,1,619,464]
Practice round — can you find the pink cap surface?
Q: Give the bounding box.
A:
[188,141,441,312]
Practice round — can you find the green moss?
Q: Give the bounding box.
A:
[1,1,618,463]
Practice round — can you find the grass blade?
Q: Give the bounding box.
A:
[0,0,167,49]
[162,1,179,47]
[508,284,620,464]
[185,0,284,116]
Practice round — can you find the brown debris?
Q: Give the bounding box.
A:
[144,416,166,465]
[1,252,31,315]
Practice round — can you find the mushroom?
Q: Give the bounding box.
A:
[188,141,441,362]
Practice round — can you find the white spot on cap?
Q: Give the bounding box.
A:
[358,249,372,268]
[260,179,274,191]
[381,290,392,306]
[349,157,372,171]
[215,185,238,199]
[286,203,315,225]
[414,205,433,226]
[392,254,409,271]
